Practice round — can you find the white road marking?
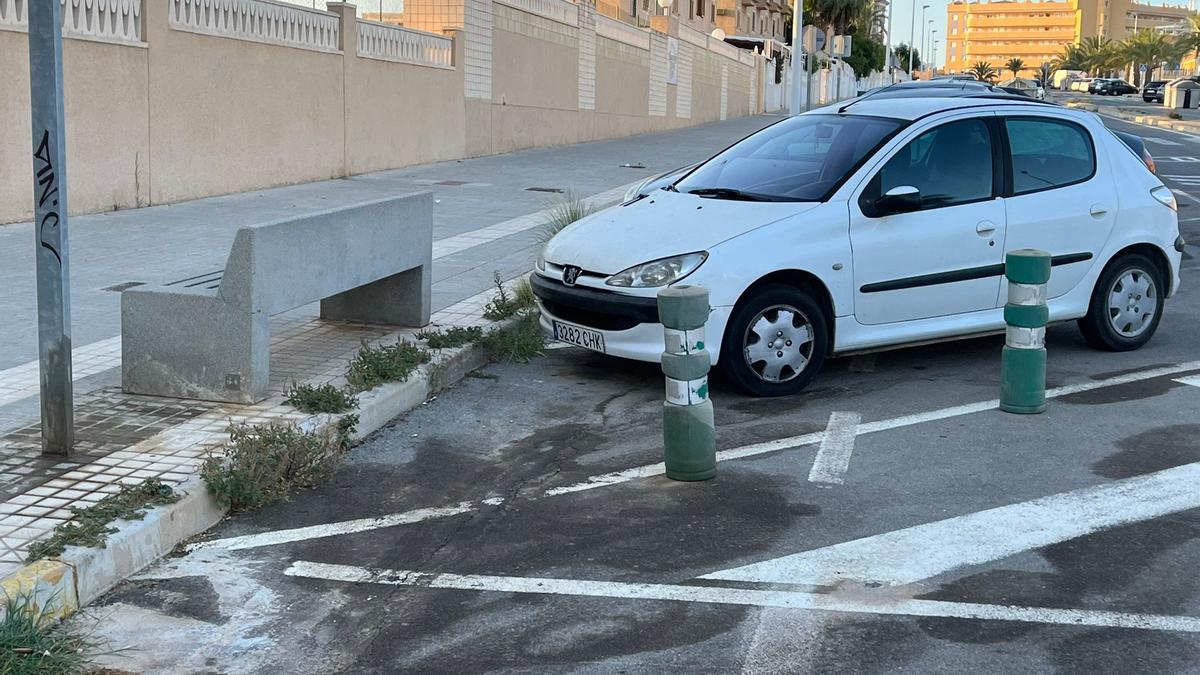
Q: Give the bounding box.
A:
[806,412,861,485]
[547,360,1200,495]
[1170,189,1200,204]
[1158,156,1200,162]
[1145,137,1184,146]
[187,502,481,552]
[169,360,1200,553]
[1175,375,1200,388]
[704,461,1200,587]
[284,560,1200,634]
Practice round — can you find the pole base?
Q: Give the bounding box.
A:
[1000,346,1047,415]
[663,400,717,482]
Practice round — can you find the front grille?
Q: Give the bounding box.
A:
[542,300,641,331]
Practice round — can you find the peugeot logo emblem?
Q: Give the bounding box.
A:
[562,266,582,286]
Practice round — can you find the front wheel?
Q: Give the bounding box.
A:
[719,284,829,397]
[1078,253,1165,351]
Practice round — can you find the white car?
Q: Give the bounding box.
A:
[533,95,1184,396]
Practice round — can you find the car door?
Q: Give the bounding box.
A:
[997,115,1113,302]
[849,115,1007,325]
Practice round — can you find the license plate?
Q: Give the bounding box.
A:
[552,321,606,353]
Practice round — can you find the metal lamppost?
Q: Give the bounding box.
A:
[885,0,896,81]
[790,0,805,113]
[918,9,929,72]
[909,3,928,75]
[930,30,938,75]
[27,0,74,455]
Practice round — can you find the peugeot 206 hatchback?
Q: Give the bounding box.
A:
[532,94,1185,396]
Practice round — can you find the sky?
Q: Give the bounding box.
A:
[884,0,1195,68]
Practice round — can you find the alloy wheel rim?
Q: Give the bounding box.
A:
[1106,268,1158,338]
[743,304,815,383]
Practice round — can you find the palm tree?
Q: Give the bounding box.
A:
[1079,36,1122,76]
[969,61,998,82]
[1005,58,1025,78]
[1122,30,1187,86]
[807,0,866,35]
[1054,43,1087,71]
[893,42,920,73]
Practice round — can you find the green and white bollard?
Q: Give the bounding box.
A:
[1001,249,1051,414]
[658,285,717,481]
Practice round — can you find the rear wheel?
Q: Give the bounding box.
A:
[1078,253,1165,351]
[720,284,829,397]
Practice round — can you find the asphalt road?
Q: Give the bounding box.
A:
[79,115,1200,675]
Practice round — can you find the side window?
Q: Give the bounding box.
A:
[1005,118,1095,194]
[874,118,994,211]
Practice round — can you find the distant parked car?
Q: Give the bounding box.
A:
[1088,78,1109,94]
[998,77,1045,99]
[1071,78,1093,92]
[1143,80,1168,103]
[1096,79,1137,95]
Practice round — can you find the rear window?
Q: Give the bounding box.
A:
[1005,118,1095,194]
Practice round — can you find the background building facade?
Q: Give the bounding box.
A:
[944,0,1192,78]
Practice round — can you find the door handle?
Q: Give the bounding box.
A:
[976,221,997,237]
[1089,205,1109,218]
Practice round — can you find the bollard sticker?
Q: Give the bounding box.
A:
[1006,325,1046,350]
[1008,282,1047,306]
[665,376,709,405]
[664,328,707,355]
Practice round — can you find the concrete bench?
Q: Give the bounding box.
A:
[121,193,433,404]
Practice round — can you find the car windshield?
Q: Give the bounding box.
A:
[674,114,904,202]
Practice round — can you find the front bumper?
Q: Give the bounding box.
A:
[531,273,730,364]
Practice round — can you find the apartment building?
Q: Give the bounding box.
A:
[944,0,1192,78]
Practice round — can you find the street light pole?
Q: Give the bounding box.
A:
[27,0,74,455]
[918,5,929,73]
[789,0,805,113]
[930,29,938,74]
[909,3,927,75]
[885,0,896,82]
[925,19,933,70]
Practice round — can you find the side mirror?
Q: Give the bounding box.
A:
[875,185,921,216]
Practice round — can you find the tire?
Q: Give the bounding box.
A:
[1078,253,1166,351]
[719,284,829,397]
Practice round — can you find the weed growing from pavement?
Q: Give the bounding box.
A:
[416,326,484,349]
[481,311,545,363]
[25,479,179,563]
[482,273,537,321]
[285,382,357,415]
[0,593,100,674]
[345,339,431,392]
[202,418,357,512]
[539,189,594,243]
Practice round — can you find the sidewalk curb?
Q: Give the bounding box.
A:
[1066,100,1200,136]
[0,317,515,619]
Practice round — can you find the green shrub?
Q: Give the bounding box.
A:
[416,326,484,349]
[285,382,357,415]
[538,189,595,243]
[25,479,178,563]
[482,273,537,321]
[0,593,98,675]
[482,311,545,363]
[202,419,356,512]
[346,340,431,392]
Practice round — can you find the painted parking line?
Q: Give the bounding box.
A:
[1145,137,1185,146]
[548,360,1200,495]
[187,359,1200,555]
[187,501,482,552]
[806,412,861,485]
[703,461,1200,587]
[284,561,1200,634]
[1175,375,1200,388]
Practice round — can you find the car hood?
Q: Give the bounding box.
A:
[544,189,818,274]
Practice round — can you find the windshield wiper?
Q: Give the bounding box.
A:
[686,187,781,202]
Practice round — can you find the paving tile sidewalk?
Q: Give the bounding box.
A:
[0,285,502,576]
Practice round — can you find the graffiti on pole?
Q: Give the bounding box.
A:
[33,130,63,267]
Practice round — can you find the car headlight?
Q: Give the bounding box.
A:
[1151,185,1177,211]
[606,252,707,288]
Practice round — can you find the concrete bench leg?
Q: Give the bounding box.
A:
[121,291,269,404]
[319,263,431,327]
